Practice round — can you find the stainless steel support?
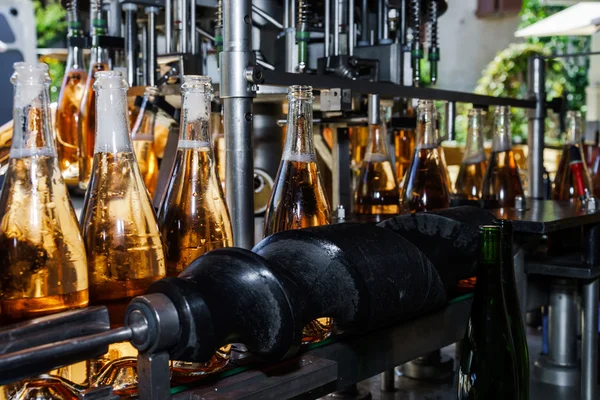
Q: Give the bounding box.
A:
[221,0,256,249]
[146,7,158,87]
[284,0,296,72]
[252,5,284,30]
[166,0,173,53]
[368,93,380,125]
[124,4,138,87]
[582,278,599,400]
[381,0,390,44]
[348,0,355,56]
[107,0,122,37]
[325,0,331,56]
[528,56,546,199]
[377,0,383,42]
[181,0,188,53]
[380,369,395,392]
[141,18,148,85]
[444,101,455,142]
[333,0,340,55]
[190,0,197,54]
[358,0,368,46]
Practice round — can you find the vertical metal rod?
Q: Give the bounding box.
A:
[380,369,395,392]
[582,278,599,400]
[377,0,383,42]
[181,0,188,53]
[221,0,255,249]
[107,0,122,37]
[190,0,197,54]
[368,93,380,125]
[146,7,158,86]
[124,4,138,87]
[141,18,148,85]
[333,0,340,55]
[348,0,355,56]
[358,0,368,46]
[528,56,546,199]
[283,0,296,72]
[166,0,173,53]
[548,279,578,366]
[382,0,390,43]
[398,0,406,85]
[445,101,456,142]
[324,0,331,56]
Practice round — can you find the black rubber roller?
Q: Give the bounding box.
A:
[253,223,446,333]
[378,206,496,289]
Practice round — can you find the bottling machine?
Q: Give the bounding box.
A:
[1,0,600,399]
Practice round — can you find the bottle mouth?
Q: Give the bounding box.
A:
[468,108,484,117]
[495,105,510,115]
[287,85,313,100]
[94,71,128,90]
[11,62,51,85]
[182,75,212,92]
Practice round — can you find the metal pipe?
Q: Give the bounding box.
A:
[325,0,331,56]
[348,0,355,55]
[380,369,395,392]
[333,0,340,55]
[221,0,255,249]
[166,0,172,53]
[445,101,456,141]
[256,58,275,70]
[252,4,284,29]
[146,7,158,86]
[123,4,138,87]
[548,279,578,366]
[369,93,380,125]
[398,0,406,85]
[528,56,546,199]
[196,26,216,42]
[141,17,148,85]
[277,116,368,126]
[181,0,188,53]
[359,0,368,46]
[582,278,599,400]
[377,0,383,42]
[381,0,390,43]
[190,0,197,53]
[107,0,122,37]
[284,0,296,72]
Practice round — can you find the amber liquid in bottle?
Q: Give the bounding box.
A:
[482,106,524,209]
[0,63,89,400]
[354,101,399,219]
[212,110,226,192]
[400,100,451,213]
[394,128,416,185]
[81,71,165,396]
[455,108,487,200]
[56,69,86,188]
[131,87,160,198]
[264,86,332,344]
[553,111,592,202]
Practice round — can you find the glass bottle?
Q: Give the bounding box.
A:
[457,225,519,399]
[400,99,451,213]
[80,71,166,396]
[78,2,110,191]
[496,220,530,399]
[264,85,332,344]
[481,106,524,209]
[157,76,233,378]
[554,110,593,202]
[55,2,87,189]
[0,62,88,399]
[455,108,487,201]
[131,86,159,198]
[393,100,416,186]
[211,101,226,192]
[354,96,399,218]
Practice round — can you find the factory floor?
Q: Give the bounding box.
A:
[354,327,583,400]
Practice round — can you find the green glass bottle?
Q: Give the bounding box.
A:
[458,225,519,399]
[496,219,529,399]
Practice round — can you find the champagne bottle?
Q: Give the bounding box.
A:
[131,87,159,198]
[264,85,332,344]
[455,108,487,201]
[458,225,519,399]
[400,99,451,213]
[496,219,529,399]
[80,71,166,396]
[0,62,88,400]
[78,1,110,190]
[481,106,524,209]
[211,101,226,192]
[55,0,87,188]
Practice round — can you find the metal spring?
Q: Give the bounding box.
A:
[410,0,420,43]
[297,0,310,25]
[215,0,223,29]
[428,0,437,48]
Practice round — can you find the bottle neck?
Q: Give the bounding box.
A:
[178,89,212,148]
[94,86,132,154]
[11,81,56,158]
[90,44,109,68]
[284,96,316,162]
[365,121,391,161]
[478,230,503,284]
[565,113,582,145]
[463,110,485,163]
[416,102,439,149]
[492,109,512,152]
[66,45,85,72]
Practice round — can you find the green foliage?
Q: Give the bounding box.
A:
[34,0,67,48]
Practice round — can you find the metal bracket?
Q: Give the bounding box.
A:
[137,352,172,400]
